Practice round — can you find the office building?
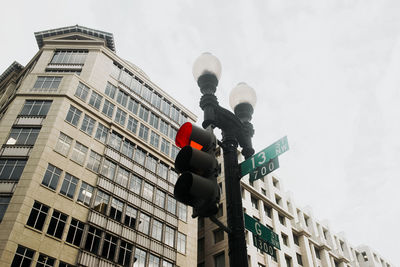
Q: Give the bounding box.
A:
[0,25,197,267]
[198,163,395,267]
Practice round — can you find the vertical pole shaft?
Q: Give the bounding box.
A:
[222,133,248,267]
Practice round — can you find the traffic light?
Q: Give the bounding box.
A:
[174,122,220,218]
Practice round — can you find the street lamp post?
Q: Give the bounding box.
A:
[192,53,257,267]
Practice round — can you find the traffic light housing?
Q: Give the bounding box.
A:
[174,122,220,218]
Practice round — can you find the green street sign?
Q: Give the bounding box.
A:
[240,136,289,177]
[253,233,276,258]
[244,213,280,249]
[249,157,279,182]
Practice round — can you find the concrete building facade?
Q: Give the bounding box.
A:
[0,25,197,267]
[198,161,395,267]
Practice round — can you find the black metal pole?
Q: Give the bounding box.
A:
[198,74,254,267]
[221,131,248,267]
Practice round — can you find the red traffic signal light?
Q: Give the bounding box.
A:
[173,122,220,218]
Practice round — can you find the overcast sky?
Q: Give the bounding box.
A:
[1,0,400,265]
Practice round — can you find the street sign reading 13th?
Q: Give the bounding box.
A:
[240,136,289,177]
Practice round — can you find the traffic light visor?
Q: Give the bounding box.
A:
[176,122,203,150]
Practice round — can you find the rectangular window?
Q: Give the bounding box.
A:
[163,260,173,267]
[129,175,142,195]
[127,116,138,134]
[84,226,102,254]
[6,127,40,146]
[138,106,149,122]
[0,159,27,181]
[282,233,288,246]
[145,155,157,173]
[118,240,133,266]
[11,245,35,267]
[134,148,146,165]
[60,173,78,199]
[65,105,82,126]
[86,150,101,173]
[75,82,90,101]
[121,139,135,158]
[279,214,286,225]
[151,93,162,109]
[108,131,122,151]
[214,252,225,267]
[26,201,49,231]
[93,190,110,214]
[151,219,163,241]
[161,99,170,116]
[141,86,152,102]
[116,89,128,107]
[124,205,137,229]
[0,196,11,222]
[138,213,150,234]
[102,99,115,118]
[51,50,87,64]
[120,70,134,89]
[109,198,123,222]
[285,255,292,267]
[66,218,84,247]
[216,203,223,218]
[170,106,180,123]
[177,232,186,254]
[178,202,187,222]
[102,233,118,260]
[150,131,160,149]
[20,100,52,116]
[134,248,147,267]
[32,76,62,91]
[169,170,178,184]
[130,78,142,94]
[105,82,117,99]
[127,97,139,114]
[143,182,154,201]
[264,204,272,218]
[100,159,116,180]
[214,229,224,243]
[77,182,94,206]
[149,254,160,267]
[157,163,168,180]
[115,167,130,187]
[164,226,175,247]
[293,233,300,246]
[95,123,109,143]
[296,253,303,266]
[315,247,321,259]
[159,120,169,136]
[37,253,55,267]
[160,138,170,156]
[169,127,177,140]
[251,196,259,209]
[111,63,121,80]
[115,108,127,126]
[55,132,72,156]
[71,142,88,165]
[47,209,68,239]
[80,114,96,135]
[149,113,159,129]
[154,189,166,208]
[166,195,176,215]
[88,91,102,109]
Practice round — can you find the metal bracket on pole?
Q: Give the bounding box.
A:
[209,215,232,234]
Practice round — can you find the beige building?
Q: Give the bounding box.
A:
[0,25,197,267]
[198,162,395,267]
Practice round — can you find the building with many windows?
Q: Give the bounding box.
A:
[198,159,395,267]
[0,25,197,267]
